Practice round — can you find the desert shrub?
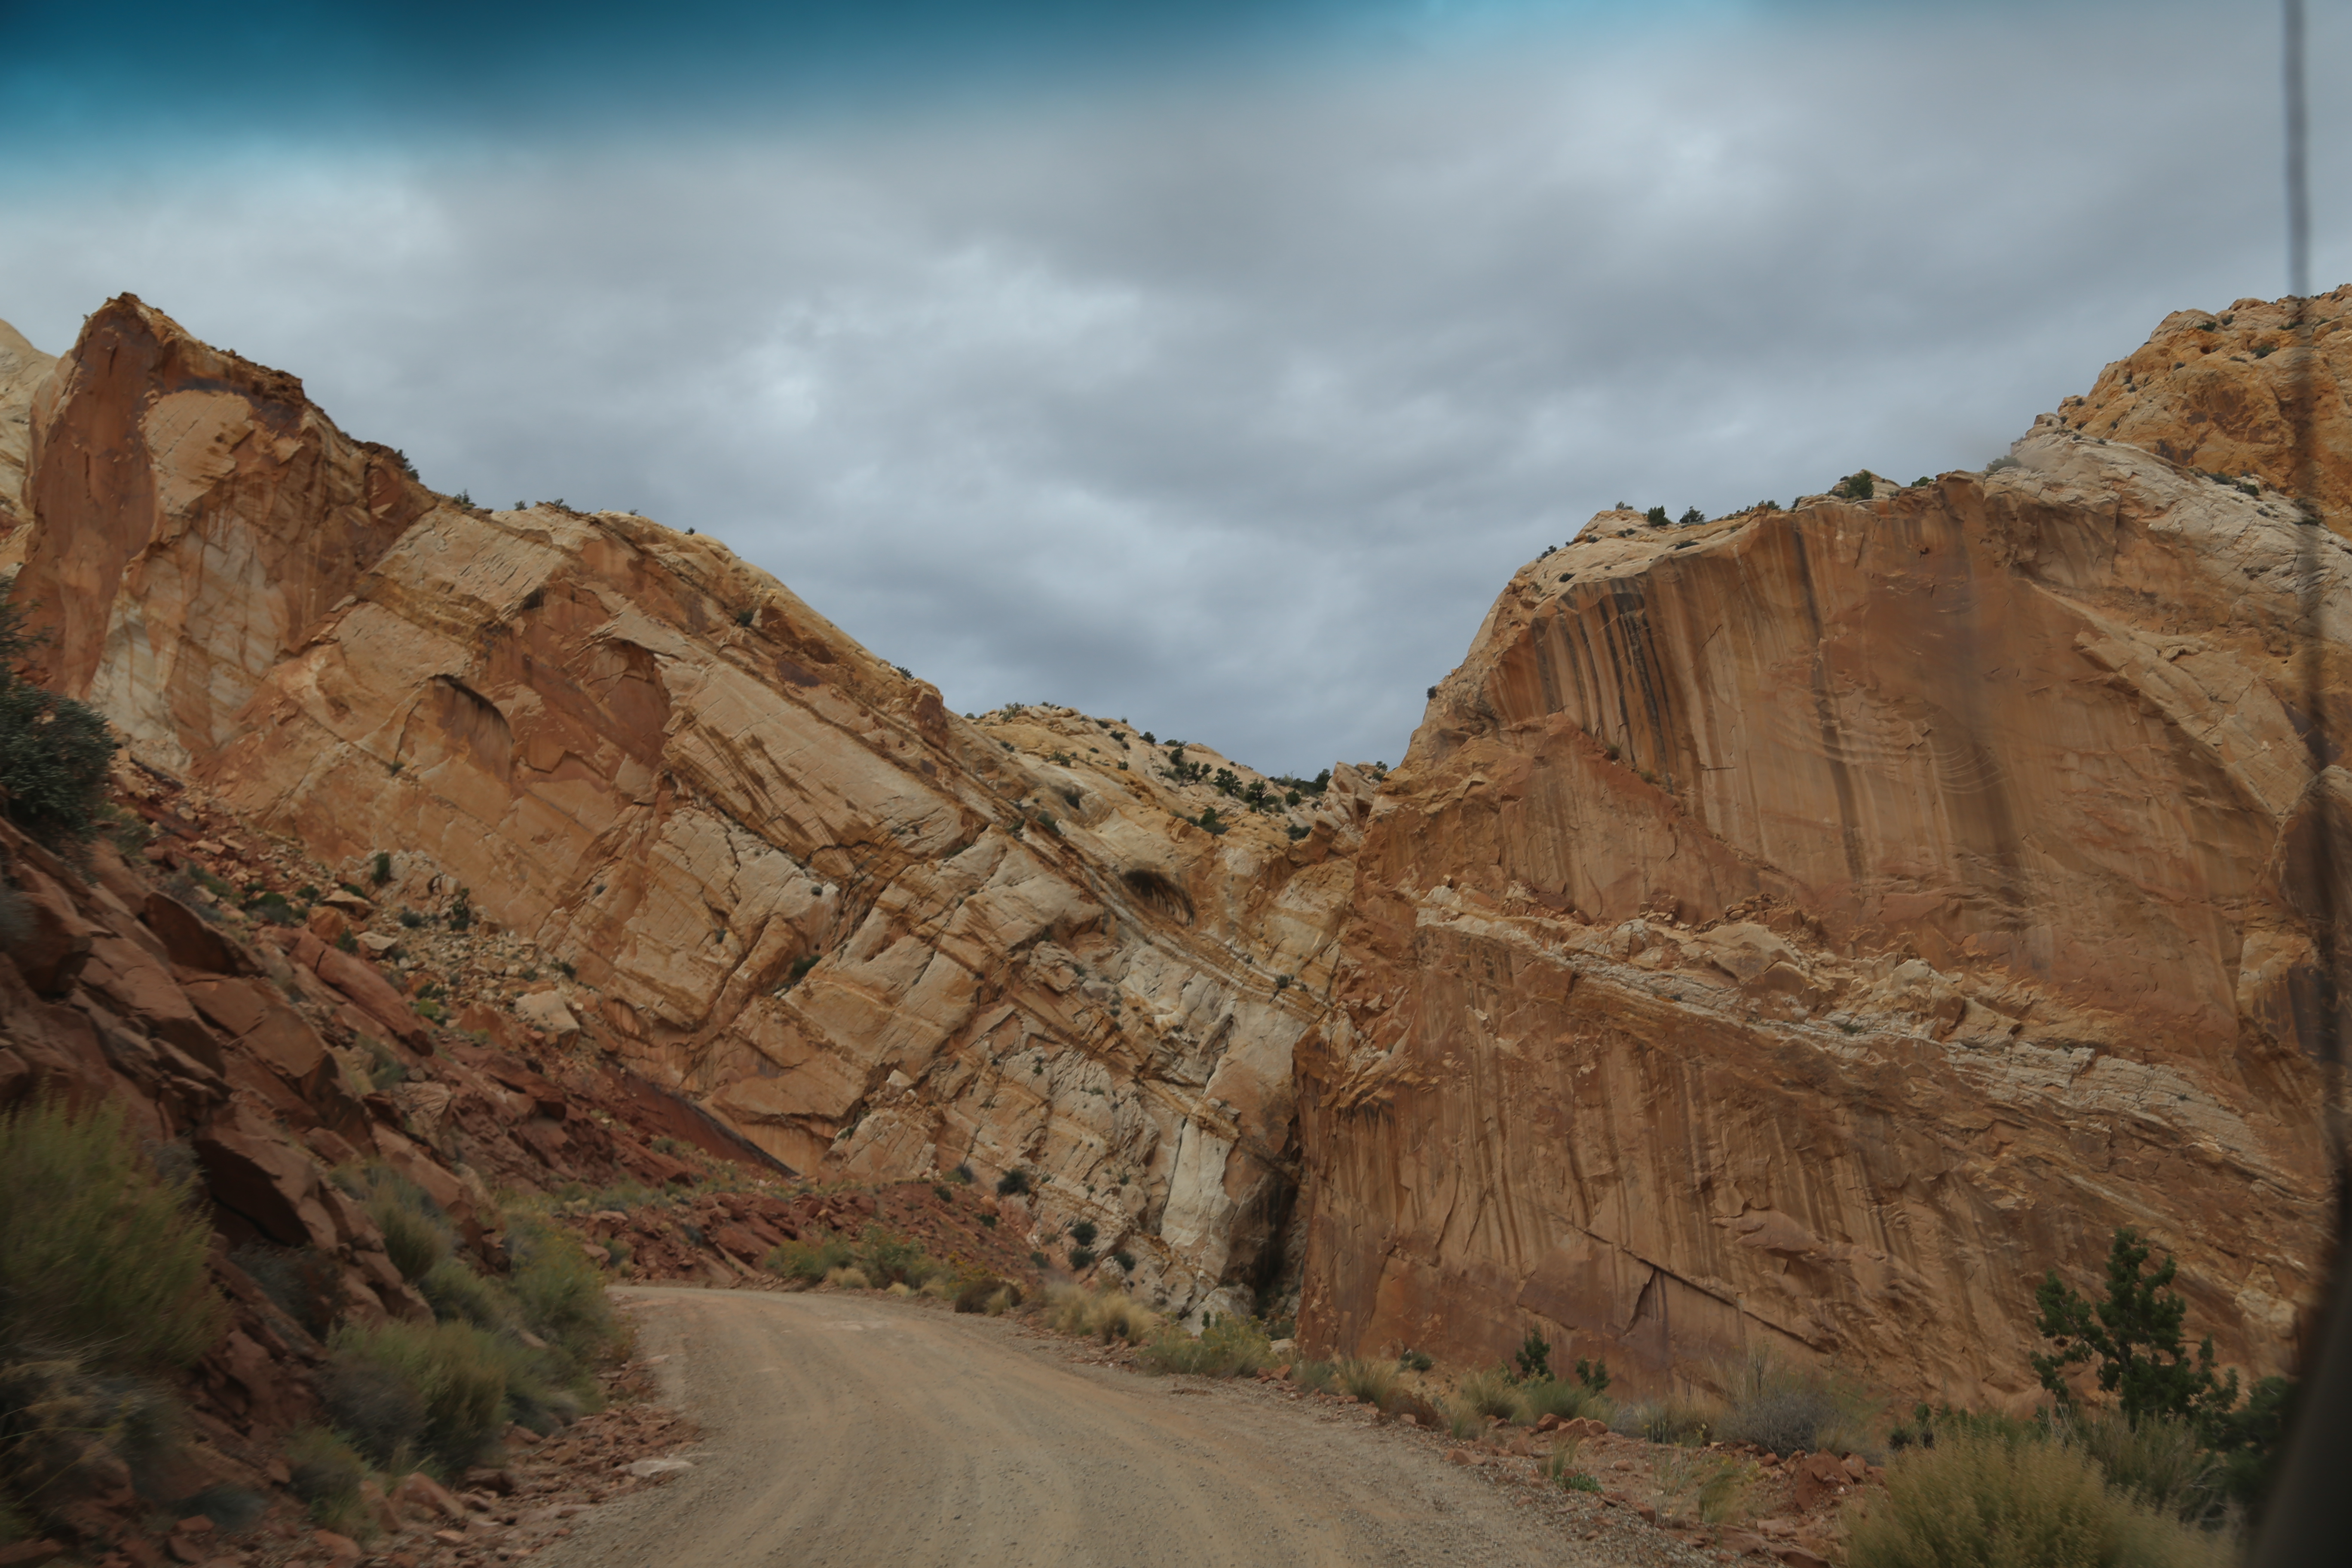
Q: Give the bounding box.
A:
[1292,1360,1338,1394]
[1457,1367,1525,1423]
[1092,1292,1158,1345]
[284,1425,368,1534]
[1613,1396,1721,1446]
[1834,472,1877,500]
[1514,1330,1552,1381]
[1644,505,1670,525]
[1717,1350,1874,1457]
[953,1277,1023,1315]
[996,1168,1032,1197]
[1660,1449,1758,1524]
[230,1242,331,1336]
[0,600,118,845]
[371,851,393,885]
[2063,1410,2226,1528]
[824,1266,872,1290]
[1111,1249,1136,1273]
[507,1215,623,1372]
[416,1257,514,1332]
[0,1353,179,1533]
[355,1169,453,1284]
[1335,1355,1401,1410]
[1068,1246,1096,1271]
[768,1233,855,1283]
[1522,1375,1610,1424]
[1045,1284,1097,1336]
[1847,1432,2230,1568]
[1398,1348,1433,1372]
[0,1098,224,1369]
[853,1227,943,1289]
[1140,1314,1272,1378]
[325,1319,514,1472]
[1068,1219,1099,1247]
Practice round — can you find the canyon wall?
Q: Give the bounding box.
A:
[10,296,1364,1319]
[1294,287,2352,1407]
[11,285,2346,1409]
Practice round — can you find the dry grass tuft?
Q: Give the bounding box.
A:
[1848,1432,2234,1568]
[0,1098,224,1369]
[1335,1356,1402,1411]
[1139,1314,1272,1378]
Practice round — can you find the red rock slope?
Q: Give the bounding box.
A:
[1294,288,2352,1409]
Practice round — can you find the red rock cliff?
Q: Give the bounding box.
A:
[1294,287,2352,1408]
[12,296,1363,1321]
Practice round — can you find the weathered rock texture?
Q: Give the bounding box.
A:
[2058,282,2352,530]
[14,295,1363,1319]
[1295,291,2352,1408]
[0,317,55,550]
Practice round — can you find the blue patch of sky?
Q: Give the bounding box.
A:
[6,0,1900,158]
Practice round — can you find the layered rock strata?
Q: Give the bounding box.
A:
[1295,301,2351,1407]
[11,296,1365,1318]
[0,317,55,551]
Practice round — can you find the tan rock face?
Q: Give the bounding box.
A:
[15,295,430,771]
[2056,282,2352,530]
[1295,347,2344,1404]
[15,295,1362,1317]
[0,317,56,557]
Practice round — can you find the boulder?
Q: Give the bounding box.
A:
[512,990,581,1040]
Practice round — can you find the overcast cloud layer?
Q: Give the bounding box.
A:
[3,2,2344,775]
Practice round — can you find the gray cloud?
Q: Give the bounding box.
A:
[3,2,2343,774]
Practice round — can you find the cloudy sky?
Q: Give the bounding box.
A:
[4,1,2344,775]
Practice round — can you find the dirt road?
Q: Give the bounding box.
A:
[530,1286,1667,1568]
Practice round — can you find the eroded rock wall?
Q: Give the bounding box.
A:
[1296,323,2349,1406]
[15,296,1362,1318]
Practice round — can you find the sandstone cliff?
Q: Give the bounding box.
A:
[0,316,55,551]
[11,296,1363,1321]
[1293,288,2352,1408]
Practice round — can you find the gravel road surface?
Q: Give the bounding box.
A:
[527,1286,1649,1568]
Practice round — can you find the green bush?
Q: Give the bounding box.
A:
[0,1352,178,1533]
[0,1098,223,1369]
[767,1234,855,1283]
[995,1168,1031,1197]
[1613,1396,1721,1446]
[1514,1330,1552,1381]
[417,1257,515,1332]
[355,1168,453,1284]
[1457,1367,1525,1423]
[1139,1314,1271,1378]
[852,1226,943,1289]
[1717,1350,1875,1457]
[2064,1410,2225,1527]
[1335,1355,1401,1410]
[284,1425,368,1534]
[1521,1375,1609,1424]
[325,1319,522,1472]
[1292,1360,1338,1393]
[0,599,118,845]
[507,1215,624,1373]
[1848,1432,2230,1568]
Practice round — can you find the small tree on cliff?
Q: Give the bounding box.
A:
[0,593,117,844]
[2030,1226,2237,1433]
